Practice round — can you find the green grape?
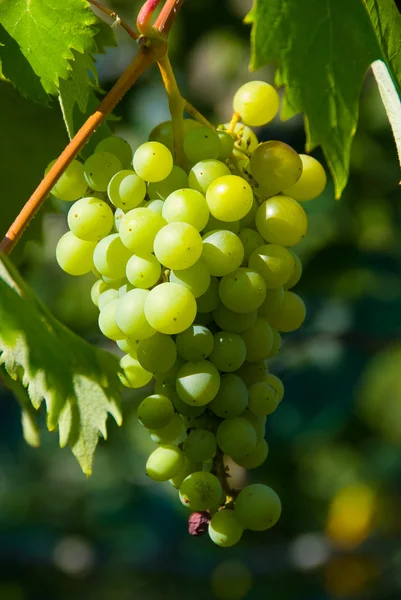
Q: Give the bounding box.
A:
[222,122,259,153]
[137,333,177,374]
[283,154,327,201]
[133,141,173,182]
[95,136,133,169]
[169,457,201,488]
[146,445,184,482]
[101,274,125,286]
[116,289,156,339]
[217,417,257,458]
[116,338,137,353]
[234,484,281,531]
[183,429,217,462]
[162,188,209,232]
[137,394,174,429]
[208,509,243,548]
[241,410,266,442]
[212,305,256,334]
[67,197,113,242]
[219,268,266,313]
[98,298,125,340]
[126,253,161,288]
[267,328,282,358]
[144,282,197,334]
[234,439,269,469]
[119,207,166,254]
[235,361,267,387]
[217,131,235,160]
[202,230,244,277]
[149,118,202,152]
[266,373,284,403]
[258,287,284,320]
[209,332,246,372]
[188,159,231,194]
[240,196,258,228]
[171,388,206,417]
[248,244,295,289]
[90,279,107,306]
[83,152,122,192]
[93,233,132,279]
[149,412,187,444]
[176,325,214,361]
[284,250,302,289]
[56,231,96,276]
[202,215,240,235]
[241,317,274,363]
[155,356,185,386]
[144,199,164,214]
[179,471,222,511]
[98,287,119,311]
[238,228,264,264]
[250,141,302,194]
[119,352,153,388]
[107,169,146,210]
[46,159,88,201]
[206,175,253,222]
[154,223,203,270]
[268,290,306,332]
[249,382,278,416]
[211,559,252,600]
[233,80,280,127]
[194,312,214,326]
[183,126,221,163]
[118,281,132,297]
[114,207,125,232]
[148,165,188,200]
[209,373,249,419]
[176,360,220,406]
[255,195,308,247]
[169,261,210,298]
[196,276,220,313]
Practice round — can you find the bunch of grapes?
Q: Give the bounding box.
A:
[51,80,326,547]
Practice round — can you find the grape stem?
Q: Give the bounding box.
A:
[213,448,237,504]
[154,0,185,37]
[137,0,163,36]
[184,101,214,129]
[227,111,242,134]
[157,55,186,167]
[88,0,139,40]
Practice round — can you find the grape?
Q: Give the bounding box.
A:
[98,298,125,340]
[107,169,146,210]
[208,509,243,547]
[148,165,188,200]
[116,289,156,339]
[249,244,295,289]
[217,417,257,459]
[222,122,259,153]
[283,154,327,201]
[188,159,231,194]
[170,457,201,488]
[149,413,187,444]
[209,332,246,372]
[137,394,174,429]
[233,81,280,127]
[241,317,274,363]
[93,233,132,279]
[202,230,244,277]
[153,223,203,270]
[206,175,253,222]
[202,215,240,235]
[219,268,266,313]
[234,439,269,469]
[183,429,217,462]
[179,471,222,511]
[267,290,306,332]
[238,228,264,264]
[213,305,256,334]
[176,325,214,361]
[119,353,153,388]
[255,195,308,247]
[209,374,249,419]
[46,159,88,201]
[114,207,125,232]
[234,484,281,531]
[211,559,252,600]
[266,373,284,403]
[126,253,161,288]
[284,250,302,289]
[162,188,209,231]
[133,141,173,182]
[267,328,282,358]
[249,382,278,416]
[217,131,235,160]
[56,231,96,276]
[171,389,206,417]
[119,207,166,254]
[95,136,133,169]
[137,333,177,374]
[83,152,122,192]
[194,312,214,326]
[91,279,107,306]
[196,276,220,313]
[236,361,268,387]
[183,126,221,163]
[144,199,164,214]
[176,360,220,406]
[116,338,137,354]
[118,281,132,297]
[146,445,184,482]
[169,261,210,298]
[149,118,202,152]
[67,197,113,242]
[240,196,258,228]
[145,282,197,334]
[241,410,266,442]
[258,286,284,320]
[250,141,302,194]
[98,287,119,311]
[155,357,185,386]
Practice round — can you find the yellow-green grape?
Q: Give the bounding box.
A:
[148,165,188,200]
[145,282,197,335]
[107,169,146,210]
[137,394,174,429]
[146,445,184,482]
[162,189,209,231]
[236,361,268,387]
[116,338,137,354]
[284,250,302,289]
[154,223,203,270]
[148,118,202,152]
[144,199,164,214]
[217,131,235,160]
[211,560,252,600]
[266,373,284,403]
[222,122,259,153]
[56,231,96,276]
[234,483,281,531]
[249,381,278,416]
[212,305,257,333]
[176,360,220,406]
[98,298,124,340]
[283,154,327,201]
[171,389,206,418]
[241,409,266,442]
[234,439,269,469]
[183,126,221,163]
[67,197,113,242]
[209,332,246,372]
[179,471,222,511]
[238,228,264,264]
[240,196,258,228]
[83,152,122,192]
[95,136,133,169]
[137,333,177,374]
[202,230,244,277]
[249,244,295,289]
[209,374,249,418]
[217,417,257,459]
[267,328,282,358]
[170,456,202,488]
[93,233,132,279]
[183,429,217,462]
[268,290,306,332]
[169,261,210,298]
[149,412,187,444]
[155,357,185,386]
[119,352,153,388]
[233,81,280,127]
[118,281,132,297]
[202,215,240,235]
[98,287,119,311]
[176,325,214,362]
[208,510,243,547]
[255,195,308,247]
[188,159,231,194]
[114,207,125,232]
[241,317,273,363]
[196,276,220,313]
[91,279,107,306]
[250,141,302,194]
[116,289,156,339]
[119,207,166,254]
[219,268,266,313]
[133,141,173,182]
[46,159,88,201]
[206,175,253,221]
[258,286,284,320]
[126,254,161,288]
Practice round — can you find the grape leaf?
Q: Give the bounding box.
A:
[0,254,123,475]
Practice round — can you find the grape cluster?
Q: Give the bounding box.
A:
[51,80,326,547]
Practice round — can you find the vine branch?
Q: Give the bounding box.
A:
[157,55,186,166]
[88,0,139,40]
[154,0,185,36]
[137,0,163,35]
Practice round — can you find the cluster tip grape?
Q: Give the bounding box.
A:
[51,79,326,548]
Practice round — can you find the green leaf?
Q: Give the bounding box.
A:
[93,16,118,54]
[0,254,123,475]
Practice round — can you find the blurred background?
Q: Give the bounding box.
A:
[1,0,401,598]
